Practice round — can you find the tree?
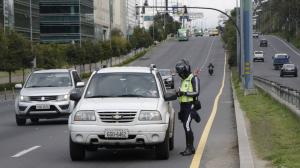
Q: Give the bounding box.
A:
[222,9,237,67]
[130,27,153,49]
[35,44,66,69]
[0,30,31,84]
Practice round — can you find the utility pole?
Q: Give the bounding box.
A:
[236,0,241,76]
[30,0,36,69]
[241,0,254,92]
[165,0,168,12]
[109,0,113,67]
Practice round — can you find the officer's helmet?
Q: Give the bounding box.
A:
[175,59,191,79]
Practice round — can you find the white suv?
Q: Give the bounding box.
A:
[253,50,264,62]
[68,66,177,161]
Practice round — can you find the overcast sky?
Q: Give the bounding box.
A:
[187,0,237,28]
[144,0,237,28]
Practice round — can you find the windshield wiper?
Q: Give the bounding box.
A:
[86,95,112,98]
[116,94,146,98]
[26,85,41,88]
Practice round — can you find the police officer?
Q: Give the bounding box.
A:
[175,59,200,156]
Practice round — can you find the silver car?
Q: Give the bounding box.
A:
[15,69,84,126]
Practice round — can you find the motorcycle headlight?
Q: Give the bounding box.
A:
[19,95,30,102]
[74,111,96,121]
[57,94,70,101]
[139,110,162,121]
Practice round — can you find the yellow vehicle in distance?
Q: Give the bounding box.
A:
[209,28,219,36]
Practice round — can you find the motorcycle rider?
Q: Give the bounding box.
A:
[175,59,201,156]
[208,63,214,75]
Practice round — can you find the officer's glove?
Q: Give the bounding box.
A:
[176,91,186,97]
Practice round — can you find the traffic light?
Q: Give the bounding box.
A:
[144,0,148,6]
[184,5,188,14]
[135,5,139,15]
[142,6,145,14]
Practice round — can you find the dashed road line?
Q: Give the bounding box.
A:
[11,146,41,158]
[200,37,216,71]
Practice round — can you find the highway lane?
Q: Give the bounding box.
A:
[253,35,300,90]
[0,37,238,168]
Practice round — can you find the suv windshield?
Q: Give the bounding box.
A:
[159,69,171,76]
[85,73,159,98]
[255,51,263,54]
[26,72,72,88]
[284,64,295,69]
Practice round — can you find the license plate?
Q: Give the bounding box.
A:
[36,104,50,110]
[105,129,129,139]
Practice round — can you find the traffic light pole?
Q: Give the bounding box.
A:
[136,5,241,36]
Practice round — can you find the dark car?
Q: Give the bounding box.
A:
[260,39,268,47]
[273,53,290,70]
[159,69,175,89]
[280,64,298,77]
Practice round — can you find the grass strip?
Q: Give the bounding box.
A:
[232,67,300,168]
[113,49,148,67]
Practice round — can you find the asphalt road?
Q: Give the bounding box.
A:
[0,37,238,168]
[253,35,300,90]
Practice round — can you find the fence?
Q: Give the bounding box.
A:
[0,88,16,102]
[253,76,300,111]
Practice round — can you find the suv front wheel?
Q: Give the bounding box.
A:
[155,127,170,160]
[70,137,85,161]
[16,115,26,126]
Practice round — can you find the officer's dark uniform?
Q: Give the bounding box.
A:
[176,60,200,156]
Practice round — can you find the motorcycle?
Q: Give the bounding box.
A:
[208,67,214,76]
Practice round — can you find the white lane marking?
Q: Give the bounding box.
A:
[269,43,278,53]
[11,146,41,158]
[272,35,300,57]
[200,37,216,70]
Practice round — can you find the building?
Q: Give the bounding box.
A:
[126,0,138,36]
[40,0,94,43]
[111,0,126,35]
[94,0,110,40]
[0,0,40,41]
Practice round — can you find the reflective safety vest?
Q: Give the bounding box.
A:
[179,74,194,103]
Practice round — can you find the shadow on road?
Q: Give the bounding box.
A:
[84,149,156,162]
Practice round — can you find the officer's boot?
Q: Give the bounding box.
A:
[180,132,194,156]
[190,132,195,154]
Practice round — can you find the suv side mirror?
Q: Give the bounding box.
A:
[76,82,85,88]
[15,84,23,89]
[164,92,177,101]
[70,91,82,101]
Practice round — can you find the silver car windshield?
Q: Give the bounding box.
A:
[159,69,171,76]
[285,64,295,69]
[85,73,159,98]
[25,72,72,88]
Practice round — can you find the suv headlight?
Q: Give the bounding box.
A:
[139,110,162,121]
[74,111,96,121]
[19,95,30,102]
[57,94,70,101]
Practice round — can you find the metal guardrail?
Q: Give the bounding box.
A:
[0,88,16,102]
[253,76,300,110]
